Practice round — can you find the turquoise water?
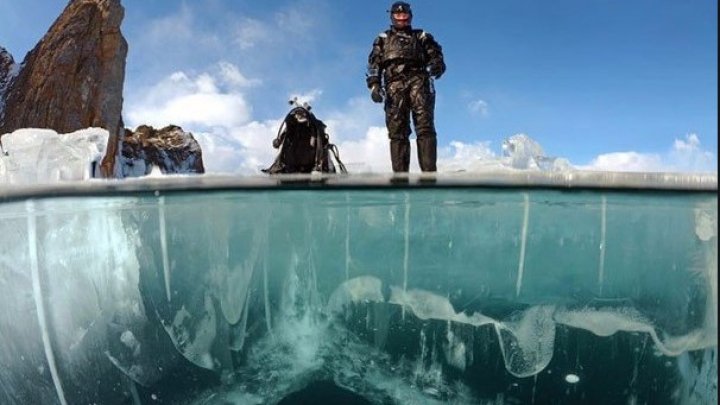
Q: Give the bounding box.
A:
[0,178,717,404]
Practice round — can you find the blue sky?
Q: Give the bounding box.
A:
[1,0,717,173]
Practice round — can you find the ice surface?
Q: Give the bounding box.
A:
[0,184,717,404]
[0,128,107,184]
[437,134,574,173]
[501,134,572,171]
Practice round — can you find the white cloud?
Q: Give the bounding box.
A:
[138,4,222,51]
[138,93,250,129]
[233,17,268,50]
[468,99,489,117]
[124,65,716,176]
[121,2,342,173]
[144,4,195,41]
[668,134,716,172]
[190,91,395,174]
[195,73,218,93]
[580,152,664,172]
[274,7,317,38]
[323,97,381,142]
[194,120,280,174]
[230,4,321,53]
[126,63,256,129]
[288,89,323,108]
[336,127,393,173]
[438,141,500,171]
[320,96,396,172]
[580,133,716,173]
[125,65,334,174]
[218,61,261,88]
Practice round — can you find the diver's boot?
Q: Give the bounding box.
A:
[417,136,437,172]
[390,139,411,172]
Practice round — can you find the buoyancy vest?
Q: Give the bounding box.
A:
[381,29,426,67]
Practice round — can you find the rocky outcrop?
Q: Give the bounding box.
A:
[0,0,127,177]
[0,46,15,105]
[119,125,204,176]
[1,1,206,178]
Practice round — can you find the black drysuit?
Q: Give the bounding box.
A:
[366,25,446,172]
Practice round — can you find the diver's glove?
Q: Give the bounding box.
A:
[370,85,385,103]
[272,134,285,149]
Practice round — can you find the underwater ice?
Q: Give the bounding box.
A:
[0,184,717,404]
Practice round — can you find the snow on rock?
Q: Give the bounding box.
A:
[0,46,17,117]
[118,125,205,177]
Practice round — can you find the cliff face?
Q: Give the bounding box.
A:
[0,0,205,177]
[0,0,125,176]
